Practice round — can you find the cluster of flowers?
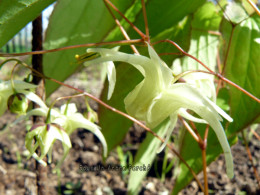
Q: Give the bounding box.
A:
[0,79,107,170]
[1,43,233,177]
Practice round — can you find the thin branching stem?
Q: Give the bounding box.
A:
[247,0,260,15]
[103,0,146,40]
[222,27,235,76]
[103,0,139,54]
[187,120,210,195]
[141,0,150,43]
[0,39,143,57]
[179,117,200,143]
[251,128,260,141]
[202,125,210,195]
[202,148,208,195]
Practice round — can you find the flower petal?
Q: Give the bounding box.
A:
[178,108,207,124]
[21,90,48,110]
[148,83,233,178]
[157,113,178,153]
[69,113,107,157]
[99,46,119,100]
[60,103,77,115]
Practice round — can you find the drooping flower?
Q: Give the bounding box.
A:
[22,101,107,166]
[25,123,71,168]
[84,43,234,178]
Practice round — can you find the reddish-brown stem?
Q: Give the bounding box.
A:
[0,39,143,57]
[216,51,223,95]
[188,120,209,195]
[159,52,182,56]
[251,128,260,141]
[153,40,214,73]
[247,0,260,15]
[221,26,235,76]
[203,125,209,143]
[179,117,200,143]
[103,0,139,54]
[241,130,260,188]
[141,0,150,43]
[202,148,209,195]
[216,0,232,23]
[217,74,260,103]
[202,125,210,195]
[180,117,210,193]
[103,0,146,40]
[189,121,203,144]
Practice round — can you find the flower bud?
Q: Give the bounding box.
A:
[8,93,28,115]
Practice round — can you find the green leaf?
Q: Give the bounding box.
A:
[127,0,206,38]
[0,0,56,48]
[171,2,227,194]
[43,0,134,95]
[128,118,171,195]
[223,14,260,135]
[173,2,221,72]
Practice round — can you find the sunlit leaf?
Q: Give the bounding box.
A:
[128,118,171,195]
[43,0,134,95]
[0,0,55,48]
[223,14,260,135]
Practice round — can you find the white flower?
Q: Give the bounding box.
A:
[84,43,234,178]
[25,123,71,168]
[23,102,107,158]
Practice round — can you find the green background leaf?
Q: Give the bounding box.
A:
[171,2,230,194]
[223,14,260,134]
[0,0,56,48]
[43,0,135,95]
[128,118,171,195]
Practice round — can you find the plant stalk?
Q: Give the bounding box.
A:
[32,14,48,195]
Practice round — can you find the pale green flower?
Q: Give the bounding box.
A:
[99,46,119,100]
[172,61,216,102]
[0,80,37,116]
[85,43,234,178]
[23,102,107,158]
[25,123,71,168]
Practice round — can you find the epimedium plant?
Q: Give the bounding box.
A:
[0,0,259,195]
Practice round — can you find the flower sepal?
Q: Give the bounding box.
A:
[25,123,71,168]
